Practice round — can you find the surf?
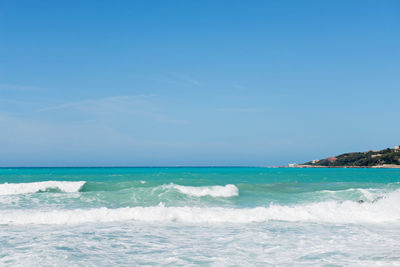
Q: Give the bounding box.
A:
[2,188,400,225]
[160,183,239,197]
[0,181,86,195]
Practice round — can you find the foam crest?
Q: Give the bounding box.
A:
[0,181,86,195]
[320,188,382,201]
[166,183,239,197]
[3,189,400,225]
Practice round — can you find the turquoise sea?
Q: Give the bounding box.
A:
[1,167,400,266]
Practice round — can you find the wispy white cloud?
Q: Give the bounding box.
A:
[149,72,202,88]
[0,84,42,91]
[217,107,266,113]
[0,112,188,161]
[38,95,151,112]
[144,112,189,125]
[38,94,189,125]
[168,72,201,87]
[231,84,249,91]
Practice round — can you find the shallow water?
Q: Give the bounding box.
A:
[1,167,400,266]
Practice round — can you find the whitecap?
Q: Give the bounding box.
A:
[0,181,86,195]
[3,188,400,225]
[165,183,239,197]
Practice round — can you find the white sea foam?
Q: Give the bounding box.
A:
[163,183,239,197]
[0,181,86,195]
[320,188,383,201]
[3,189,400,225]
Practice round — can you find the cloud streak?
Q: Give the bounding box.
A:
[38,95,150,112]
[217,107,266,113]
[149,72,202,88]
[0,84,43,91]
[38,95,189,125]
[168,72,201,87]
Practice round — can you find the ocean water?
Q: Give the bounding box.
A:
[1,167,400,266]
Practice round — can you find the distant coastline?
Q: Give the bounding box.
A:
[287,145,400,169]
[286,164,400,169]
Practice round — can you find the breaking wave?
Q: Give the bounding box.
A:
[3,189,400,225]
[163,183,239,197]
[0,181,86,195]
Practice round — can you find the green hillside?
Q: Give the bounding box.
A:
[304,146,400,167]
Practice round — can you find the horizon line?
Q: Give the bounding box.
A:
[0,165,280,168]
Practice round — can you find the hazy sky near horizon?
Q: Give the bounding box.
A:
[0,0,399,166]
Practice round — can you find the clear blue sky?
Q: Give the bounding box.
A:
[0,0,399,166]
